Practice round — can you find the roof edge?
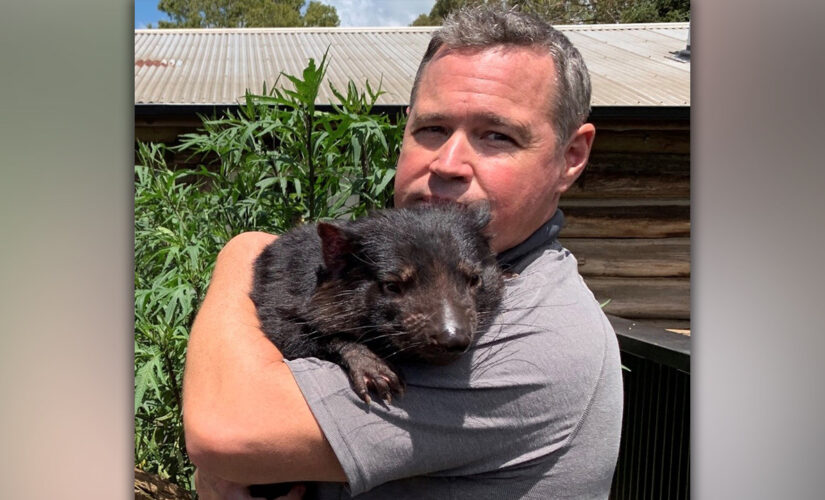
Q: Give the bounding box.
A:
[135,26,439,34]
[135,103,689,121]
[134,21,689,35]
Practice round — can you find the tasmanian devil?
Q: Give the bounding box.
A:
[247,202,503,499]
[249,202,504,404]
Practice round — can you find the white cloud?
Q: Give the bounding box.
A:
[324,0,437,27]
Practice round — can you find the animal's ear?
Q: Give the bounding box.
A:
[465,200,492,231]
[317,222,357,274]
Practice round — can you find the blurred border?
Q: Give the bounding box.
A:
[0,1,133,498]
[1,0,825,498]
[692,1,825,497]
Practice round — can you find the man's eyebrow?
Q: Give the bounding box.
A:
[408,112,450,126]
[477,112,534,142]
[410,111,534,143]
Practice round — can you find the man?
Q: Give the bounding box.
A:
[183,5,623,499]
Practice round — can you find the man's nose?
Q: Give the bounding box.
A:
[429,131,474,181]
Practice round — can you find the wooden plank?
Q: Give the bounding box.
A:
[624,318,691,331]
[593,151,687,171]
[135,125,195,144]
[566,173,689,199]
[589,129,690,154]
[560,204,691,238]
[135,116,204,128]
[591,119,690,132]
[559,198,689,207]
[585,277,690,320]
[561,237,690,277]
[586,151,689,175]
[566,151,690,199]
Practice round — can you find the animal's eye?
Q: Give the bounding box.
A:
[382,281,403,295]
[468,273,482,288]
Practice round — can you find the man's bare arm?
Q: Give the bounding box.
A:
[182,231,347,485]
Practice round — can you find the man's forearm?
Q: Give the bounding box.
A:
[182,232,346,485]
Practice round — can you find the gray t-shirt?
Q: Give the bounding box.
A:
[286,209,623,499]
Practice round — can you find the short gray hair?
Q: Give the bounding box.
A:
[409,5,591,149]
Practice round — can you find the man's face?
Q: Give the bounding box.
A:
[394,45,589,253]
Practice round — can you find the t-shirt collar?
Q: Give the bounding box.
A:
[496,209,564,274]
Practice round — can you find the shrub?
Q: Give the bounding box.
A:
[134,52,405,492]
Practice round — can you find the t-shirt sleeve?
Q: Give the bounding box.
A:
[286,354,561,496]
[285,269,612,497]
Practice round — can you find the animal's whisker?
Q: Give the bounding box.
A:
[251,204,503,401]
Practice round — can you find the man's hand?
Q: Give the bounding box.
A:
[194,468,306,500]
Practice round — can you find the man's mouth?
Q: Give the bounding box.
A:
[416,195,461,205]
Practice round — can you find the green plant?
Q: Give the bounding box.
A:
[134,53,406,493]
[175,49,402,228]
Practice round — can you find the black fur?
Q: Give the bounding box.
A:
[247,203,503,499]
[250,202,503,402]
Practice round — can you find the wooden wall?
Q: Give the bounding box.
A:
[559,117,690,331]
[136,109,691,330]
[136,111,203,145]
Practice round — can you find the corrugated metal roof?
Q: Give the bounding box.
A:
[135,23,689,107]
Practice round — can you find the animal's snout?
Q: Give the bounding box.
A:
[433,301,472,352]
[435,326,471,352]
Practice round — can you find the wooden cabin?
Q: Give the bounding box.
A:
[561,108,690,331]
[135,23,691,332]
[135,24,692,498]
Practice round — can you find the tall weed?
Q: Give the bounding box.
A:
[134,53,405,492]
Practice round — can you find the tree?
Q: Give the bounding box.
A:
[410,14,435,26]
[302,1,339,27]
[157,0,340,28]
[410,0,586,26]
[512,0,589,24]
[409,0,689,26]
[580,0,690,23]
[411,0,480,26]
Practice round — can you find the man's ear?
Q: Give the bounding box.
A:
[558,123,596,193]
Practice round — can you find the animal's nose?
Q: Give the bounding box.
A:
[435,302,471,351]
[436,326,471,352]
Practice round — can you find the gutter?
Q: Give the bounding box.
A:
[135,103,689,122]
[608,314,690,374]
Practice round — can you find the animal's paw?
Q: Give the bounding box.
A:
[346,354,405,404]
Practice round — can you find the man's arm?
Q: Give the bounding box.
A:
[182,231,347,485]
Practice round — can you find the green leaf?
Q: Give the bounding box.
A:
[255,177,280,190]
[133,49,409,492]
[374,168,396,195]
[135,351,162,413]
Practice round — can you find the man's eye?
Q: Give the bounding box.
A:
[485,132,516,144]
[412,126,449,148]
[416,126,447,135]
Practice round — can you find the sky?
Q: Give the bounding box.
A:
[134,0,438,29]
